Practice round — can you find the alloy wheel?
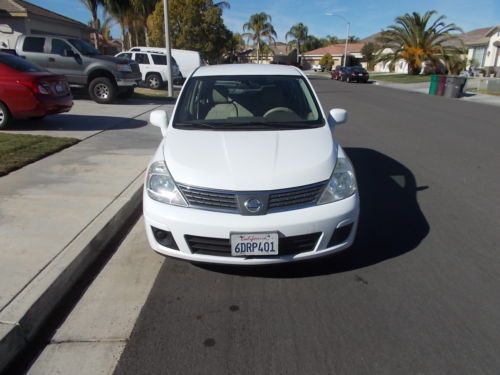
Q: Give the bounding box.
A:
[0,108,4,125]
[149,77,160,89]
[94,83,110,99]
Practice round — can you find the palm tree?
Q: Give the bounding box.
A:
[242,12,277,64]
[285,22,308,63]
[104,0,133,50]
[79,0,103,48]
[130,0,156,47]
[377,10,463,75]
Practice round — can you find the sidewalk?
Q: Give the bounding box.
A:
[0,103,173,371]
[373,80,500,107]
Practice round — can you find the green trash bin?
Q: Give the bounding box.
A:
[429,75,439,95]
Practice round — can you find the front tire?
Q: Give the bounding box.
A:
[146,73,163,90]
[0,102,11,129]
[88,77,117,104]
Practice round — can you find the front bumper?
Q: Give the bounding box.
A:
[143,191,359,265]
[114,72,141,87]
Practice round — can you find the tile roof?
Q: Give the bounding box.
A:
[303,43,364,56]
[460,27,492,45]
[0,0,91,29]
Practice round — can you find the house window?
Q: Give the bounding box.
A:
[472,46,486,67]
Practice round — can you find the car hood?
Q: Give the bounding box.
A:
[89,54,129,64]
[163,126,336,191]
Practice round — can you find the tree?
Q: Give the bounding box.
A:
[104,0,133,50]
[302,35,323,52]
[79,0,103,48]
[377,10,463,75]
[131,0,156,47]
[286,22,308,62]
[319,53,333,71]
[242,12,277,64]
[361,42,377,71]
[147,0,232,63]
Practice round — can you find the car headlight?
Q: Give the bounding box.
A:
[317,157,357,204]
[146,161,188,207]
[116,64,132,73]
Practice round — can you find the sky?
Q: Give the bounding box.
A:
[30,0,500,42]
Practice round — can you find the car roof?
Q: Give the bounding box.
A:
[192,64,302,77]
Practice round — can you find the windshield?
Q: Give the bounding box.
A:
[0,53,46,72]
[173,75,323,130]
[68,39,100,56]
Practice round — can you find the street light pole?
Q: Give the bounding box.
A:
[163,0,173,97]
[325,13,351,67]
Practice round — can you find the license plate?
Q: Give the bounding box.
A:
[55,83,65,93]
[230,232,278,256]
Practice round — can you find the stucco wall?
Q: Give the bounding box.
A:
[484,29,500,67]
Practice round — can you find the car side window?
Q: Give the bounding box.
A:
[117,53,132,60]
[51,39,73,56]
[23,37,45,53]
[151,54,167,65]
[134,53,150,65]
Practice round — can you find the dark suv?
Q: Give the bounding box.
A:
[15,35,141,103]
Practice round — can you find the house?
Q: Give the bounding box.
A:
[0,0,92,49]
[463,26,500,72]
[236,42,296,64]
[302,43,365,69]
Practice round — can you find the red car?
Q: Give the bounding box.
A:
[0,52,73,129]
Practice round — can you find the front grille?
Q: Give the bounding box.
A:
[268,182,325,210]
[185,233,321,257]
[177,182,327,214]
[178,185,238,211]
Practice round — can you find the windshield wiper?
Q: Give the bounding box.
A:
[175,121,321,130]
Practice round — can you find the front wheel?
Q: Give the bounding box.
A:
[0,102,11,129]
[88,77,117,104]
[147,73,163,90]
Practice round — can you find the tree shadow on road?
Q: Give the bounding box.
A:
[199,147,430,278]
[4,115,147,132]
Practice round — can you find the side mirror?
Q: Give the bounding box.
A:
[327,108,348,127]
[150,110,168,136]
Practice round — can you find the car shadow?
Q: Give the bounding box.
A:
[197,147,430,278]
[5,114,147,132]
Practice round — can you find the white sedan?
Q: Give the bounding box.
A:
[143,64,359,265]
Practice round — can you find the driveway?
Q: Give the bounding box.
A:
[0,96,168,140]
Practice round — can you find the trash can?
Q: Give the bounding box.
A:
[429,75,439,95]
[444,76,468,98]
[436,75,447,96]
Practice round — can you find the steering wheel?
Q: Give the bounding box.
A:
[263,107,296,118]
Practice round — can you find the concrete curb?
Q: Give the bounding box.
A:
[0,172,145,373]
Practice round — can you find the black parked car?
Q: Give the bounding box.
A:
[340,66,369,83]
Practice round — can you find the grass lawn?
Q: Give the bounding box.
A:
[374,74,431,83]
[0,133,79,177]
[132,87,178,102]
[466,87,500,96]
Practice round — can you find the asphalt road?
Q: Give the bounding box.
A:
[114,78,500,374]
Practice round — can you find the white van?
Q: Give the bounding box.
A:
[129,47,202,78]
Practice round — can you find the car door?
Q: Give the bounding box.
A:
[18,36,48,68]
[133,53,150,81]
[47,37,84,83]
